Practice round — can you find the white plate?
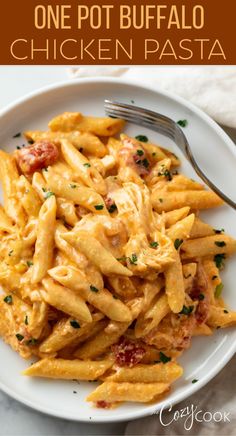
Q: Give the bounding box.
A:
[0,78,235,423]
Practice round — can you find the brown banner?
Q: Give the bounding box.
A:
[0,0,235,64]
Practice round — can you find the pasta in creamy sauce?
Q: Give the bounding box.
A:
[0,110,235,409]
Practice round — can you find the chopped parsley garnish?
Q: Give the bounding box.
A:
[198,293,205,300]
[13,132,21,138]
[159,198,163,203]
[116,256,127,262]
[44,191,55,199]
[129,254,138,265]
[25,315,29,325]
[184,273,192,279]
[136,149,144,156]
[16,333,24,342]
[159,351,171,364]
[8,249,14,257]
[164,170,172,181]
[3,295,13,305]
[28,139,34,144]
[212,275,218,280]
[26,261,33,267]
[179,305,194,315]
[94,204,104,210]
[43,167,48,172]
[142,158,150,168]
[16,146,21,150]
[152,152,156,157]
[215,283,224,298]
[158,169,172,181]
[174,239,183,250]
[83,163,91,168]
[135,135,148,143]
[215,241,226,247]
[136,158,150,168]
[90,285,99,293]
[131,100,135,104]
[42,187,47,192]
[214,228,225,234]
[214,253,226,269]
[192,379,198,384]
[224,309,229,314]
[70,320,81,329]
[70,184,77,189]
[177,119,188,128]
[108,203,117,213]
[26,338,38,346]
[150,241,159,248]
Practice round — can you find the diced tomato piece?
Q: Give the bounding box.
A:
[16,140,59,174]
[96,400,111,409]
[112,336,145,367]
[195,300,210,324]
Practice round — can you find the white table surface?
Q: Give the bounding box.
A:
[0,66,127,436]
[0,66,235,436]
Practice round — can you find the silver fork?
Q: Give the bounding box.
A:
[104,100,236,210]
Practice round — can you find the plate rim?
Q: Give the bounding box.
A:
[0,76,235,423]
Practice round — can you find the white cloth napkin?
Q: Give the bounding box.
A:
[68,66,236,128]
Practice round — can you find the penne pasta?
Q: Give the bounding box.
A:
[193,324,213,336]
[0,206,14,233]
[27,301,48,339]
[181,234,236,259]
[16,175,42,217]
[167,214,195,241]
[23,358,113,380]
[190,217,215,239]
[31,195,57,284]
[56,198,78,227]
[48,111,125,136]
[135,293,170,337]
[54,222,88,269]
[39,315,105,354]
[106,362,183,383]
[32,172,48,200]
[44,169,108,215]
[74,320,129,359]
[167,175,204,191]
[164,249,185,313]
[0,150,26,226]
[48,265,132,322]
[60,139,107,195]
[163,207,190,228]
[207,306,236,328]
[63,231,132,277]
[152,190,223,212]
[42,278,92,324]
[86,381,170,403]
